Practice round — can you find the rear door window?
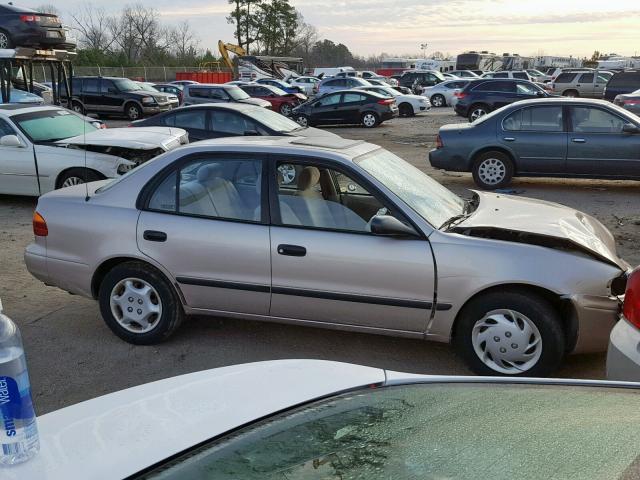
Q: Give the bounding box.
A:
[342,93,367,103]
[555,73,578,83]
[578,73,594,83]
[83,78,99,94]
[188,88,210,99]
[512,72,528,79]
[172,110,207,130]
[503,106,563,132]
[211,110,264,135]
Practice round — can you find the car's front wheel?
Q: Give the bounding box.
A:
[453,289,565,377]
[99,262,184,345]
[361,112,379,128]
[430,94,446,108]
[125,102,143,121]
[295,114,310,127]
[279,103,293,116]
[471,151,514,189]
[398,103,414,117]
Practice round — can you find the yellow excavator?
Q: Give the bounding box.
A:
[218,40,246,71]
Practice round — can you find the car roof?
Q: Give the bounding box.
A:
[158,102,260,113]
[185,83,235,89]
[502,98,618,107]
[0,105,61,116]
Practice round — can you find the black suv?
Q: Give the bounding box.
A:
[454,79,550,121]
[604,71,640,101]
[67,76,172,120]
[399,70,445,93]
[0,4,68,49]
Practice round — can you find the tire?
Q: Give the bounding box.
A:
[468,104,490,122]
[430,94,446,108]
[98,261,184,345]
[563,89,579,98]
[125,102,143,121]
[279,103,293,117]
[71,101,85,115]
[361,111,379,128]
[398,103,414,117]
[0,30,12,49]
[296,114,309,127]
[56,168,102,189]
[471,151,514,189]
[453,289,565,377]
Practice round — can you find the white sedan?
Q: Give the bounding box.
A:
[7,360,640,479]
[287,76,320,95]
[356,85,431,116]
[0,105,187,196]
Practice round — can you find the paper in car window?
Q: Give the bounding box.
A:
[57,111,71,116]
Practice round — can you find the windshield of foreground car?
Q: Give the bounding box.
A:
[12,109,98,142]
[355,148,464,227]
[114,78,143,91]
[245,107,303,133]
[227,86,251,101]
[139,383,640,480]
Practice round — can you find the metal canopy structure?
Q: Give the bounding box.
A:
[0,47,75,106]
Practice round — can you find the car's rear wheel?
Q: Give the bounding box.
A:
[56,168,102,189]
[430,94,446,108]
[71,101,85,115]
[453,290,565,377]
[296,114,309,127]
[125,102,143,121]
[471,151,514,189]
[563,89,579,98]
[468,104,490,122]
[398,103,414,117]
[0,30,12,49]
[99,262,184,345]
[279,103,293,117]
[361,112,379,128]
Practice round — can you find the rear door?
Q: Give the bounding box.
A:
[566,105,640,177]
[340,92,368,123]
[137,153,271,315]
[269,156,436,332]
[575,73,595,97]
[500,105,567,173]
[165,108,210,141]
[81,78,101,112]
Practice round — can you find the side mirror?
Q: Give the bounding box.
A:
[623,123,640,134]
[0,135,22,148]
[536,91,545,97]
[369,215,420,238]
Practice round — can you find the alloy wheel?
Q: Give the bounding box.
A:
[61,176,85,188]
[431,95,445,107]
[280,103,292,116]
[296,115,308,127]
[470,108,487,122]
[477,157,507,185]
[110,277,163,334]
[0,32,9,49]
[471,309,542,374]
[128,106,141,120]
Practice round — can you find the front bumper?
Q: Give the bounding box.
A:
[570,294,620,353]
[142,103,171,114]
[606,318,640,381]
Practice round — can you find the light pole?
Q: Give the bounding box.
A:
[420,43,428,59]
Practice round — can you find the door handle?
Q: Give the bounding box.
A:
[277,244,306,257]
[503,137,515,141]
[572,138,586,143]
[143,230,167,242]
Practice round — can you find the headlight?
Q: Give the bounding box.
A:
[117,163,134,174]
[141,97,156,104]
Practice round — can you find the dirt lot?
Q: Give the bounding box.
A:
[1,107,639,415]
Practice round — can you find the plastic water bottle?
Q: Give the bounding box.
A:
[0,300,39,465]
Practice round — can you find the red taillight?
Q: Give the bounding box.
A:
[20,14,41,22]
[435,134,443,149]
[624,269,640,329]
[623,100,640,106]
[33,212,48,237]
[377,98,394,105]
[454,92,467,99]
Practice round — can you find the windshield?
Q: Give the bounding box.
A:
[12,109,98,142]
[139,383,640,480]
[137,83,159,92]
[245,107,302,133]
[266,86,288,96]
[227,86,250,100]
[355,148,464,227]
[114,78,142,91]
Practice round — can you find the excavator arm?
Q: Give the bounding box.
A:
[218,40,246,71]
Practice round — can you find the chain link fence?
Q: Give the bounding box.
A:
[31,66,227,83]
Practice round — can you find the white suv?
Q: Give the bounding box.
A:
[481,71,533,81]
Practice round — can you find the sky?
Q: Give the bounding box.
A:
[31,0,640,58]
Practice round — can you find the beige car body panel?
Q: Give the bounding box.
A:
[25,137,626,354]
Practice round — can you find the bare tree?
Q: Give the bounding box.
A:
[169,21,200,63]
[70,4,114,51]
[35,4,60,15]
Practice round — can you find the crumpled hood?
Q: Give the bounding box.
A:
[56,127,188,151]
[239,97,272,108]
[456,191,627,269]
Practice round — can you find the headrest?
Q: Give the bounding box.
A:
[197,163,222,184]
[297,166,321,191]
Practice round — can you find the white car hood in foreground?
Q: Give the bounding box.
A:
[7,360,384,480]
[455,191,628,269]
[56,127,188,152]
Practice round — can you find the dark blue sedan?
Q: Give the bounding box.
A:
[429,98,640,189]
[0,4,67,49]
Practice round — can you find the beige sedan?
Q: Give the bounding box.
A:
[25,136,629,377]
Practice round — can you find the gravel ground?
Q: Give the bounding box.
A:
[1,107,639,415]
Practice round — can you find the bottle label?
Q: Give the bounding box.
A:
[0,375,38,455]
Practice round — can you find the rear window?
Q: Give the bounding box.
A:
[555,73,578,83]
[474,81,515,93]
[512,72,528,79]
[608,72,640,89]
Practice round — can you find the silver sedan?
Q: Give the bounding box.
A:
[25,136,628,377]
[421,79,470,107]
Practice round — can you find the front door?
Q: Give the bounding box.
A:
[269,157,436,333]
[137,154,271,315]
[500,105,567,173]
[0,118,38,195]
[99,79,124,112]
[310,93,344,124]
[567,105,640,177]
